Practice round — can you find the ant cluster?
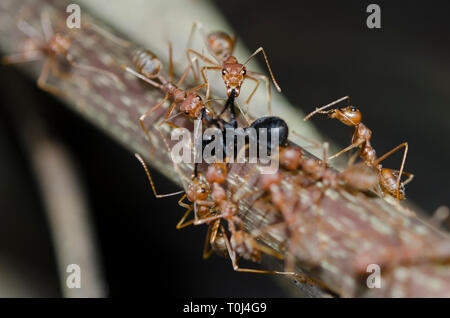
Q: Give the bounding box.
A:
[5,11,448,294]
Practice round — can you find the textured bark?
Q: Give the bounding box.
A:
[1,0,449,297]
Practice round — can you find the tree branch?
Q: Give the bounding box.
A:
[1,0,449,297]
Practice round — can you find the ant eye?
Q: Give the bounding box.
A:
[185,111,189,115]
[221,69,226,75]
[351,107,356,112]
[242,69,246,76]
[201,188,206,193]
[196,95,202,101]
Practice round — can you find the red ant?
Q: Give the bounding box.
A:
[304,96,414,201]
[2,12,119,96]
[121,42,219,152]
[186,21,281,115]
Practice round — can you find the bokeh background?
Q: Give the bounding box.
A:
[0,0,448,297]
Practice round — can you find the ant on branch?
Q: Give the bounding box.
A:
[186,21,281,115]
[2,11,119,96]
[304,96,414,201]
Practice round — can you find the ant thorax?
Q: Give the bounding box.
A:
[46,33,71,56]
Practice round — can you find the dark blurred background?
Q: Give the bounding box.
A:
[0,0,448,297]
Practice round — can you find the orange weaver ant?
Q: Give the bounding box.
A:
[304,96,414,201]
[186,21,281,115]
[2,11,119,96]
[120,42,220,152]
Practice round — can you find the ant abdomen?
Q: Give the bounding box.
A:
[379,169,406,200]
[206,31,234,59]
[132,49,161,78]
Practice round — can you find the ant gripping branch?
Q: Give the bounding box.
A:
[186,21,281,115]
[304,96,414,201]
[2,11,119,97]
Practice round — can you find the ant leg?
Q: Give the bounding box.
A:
[120,65,163,89]
[186,48,218,82]
[140,94,170,145]
[247,71,272,115]
[243,47,281,93]
[2,51,43,65]
[160,101,183,129]
[374,142,409,201]
[221,227,307,280]
[134,153,185,198]
[176,205,196,229]
[243,75,260,115]
[202,223,214,259]
[200,65,222,101]
[304,96,350,121]
[40,11,54,42]
[37,57,65,96]
[176,58,197,88]
[327,139,365,162]
[69,57,120,83]
[85,22,131,48]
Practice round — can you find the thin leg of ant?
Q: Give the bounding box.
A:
[327,139,365,162]
[16,19,44,42]
[176,205,194,229]
[221,226,308,279]
[246,71,272,114]
[135,153,185,198]
[202,222,215,259]
[200,65,222,101]
[304,96,350,121]
[185,48,213,83]
[139,94,170,147]
[2,51,43,65]
[37,57,65,96]
[242,47,281,93]
[374,142,409,201]
[40,11,53,43]
[121,66,164,88]
[243,75,260,114]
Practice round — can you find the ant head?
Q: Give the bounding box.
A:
[187,176,211,202]
[206,163,228,184]
[180,94,204,119]
[221,57,246,97]
[259,171,282,191]
[48,33,71,55]
[132,49,162,78]
[206,31,234,59]
[379,168,405,200]
[280,147,303,171]
[330,106,362,126]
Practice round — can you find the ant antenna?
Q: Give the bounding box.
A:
[241,47,281,93]
[304,96,350,121]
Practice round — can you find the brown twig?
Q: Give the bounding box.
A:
[1,0,450,297]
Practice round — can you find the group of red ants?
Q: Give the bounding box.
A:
[5,13,431,292]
